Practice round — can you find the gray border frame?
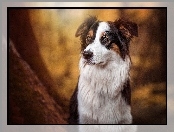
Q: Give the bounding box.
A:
[2,2,174,132]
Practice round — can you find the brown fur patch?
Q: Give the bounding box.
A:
[110,43,121,56]
[100,32,105,37]
[86,30,94,44]
[119,25,132,39]
[88,30,94,37]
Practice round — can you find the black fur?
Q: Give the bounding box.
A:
[68,84,78,124]
[121,80,131,105]
[108,20,138,59]
[75,16,98,51]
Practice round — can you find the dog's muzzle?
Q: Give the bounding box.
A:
[82,50,95,65]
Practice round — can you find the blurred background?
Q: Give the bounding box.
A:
[8,8,166,124]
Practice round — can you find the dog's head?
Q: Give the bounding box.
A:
[76,16,138,66]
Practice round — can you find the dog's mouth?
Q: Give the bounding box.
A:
[84,61,94,65]
[83,59,105,66]
[84,59,95,65]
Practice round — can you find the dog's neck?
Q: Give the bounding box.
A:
[79,55,131,98]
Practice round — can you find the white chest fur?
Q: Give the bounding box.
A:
[78,56,132,124]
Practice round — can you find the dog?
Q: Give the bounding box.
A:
[69,16,138,124]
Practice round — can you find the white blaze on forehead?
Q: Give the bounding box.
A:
[95,22,110,41]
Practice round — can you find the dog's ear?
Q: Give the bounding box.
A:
[75,16,98,37]
[115,19,138,41]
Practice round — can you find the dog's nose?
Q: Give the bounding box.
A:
[83,50,93,59]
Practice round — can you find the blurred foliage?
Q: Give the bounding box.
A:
[9,8,166,124]
[132,82,166,124]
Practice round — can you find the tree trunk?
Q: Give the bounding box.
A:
[9,41,67,124]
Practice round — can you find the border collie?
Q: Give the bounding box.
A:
[69,16,138,124]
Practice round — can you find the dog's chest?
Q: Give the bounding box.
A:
[78,58,130,97]
[77,61,131,123]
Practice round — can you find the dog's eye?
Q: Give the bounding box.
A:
[100,31,110,45]
[86,35,93,44]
